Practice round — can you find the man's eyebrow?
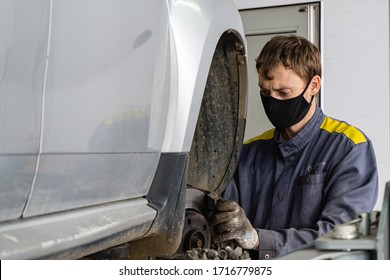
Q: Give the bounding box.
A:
[259,85,269,92]
[259,84,291,91]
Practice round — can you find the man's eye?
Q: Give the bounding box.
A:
[260,89,269,96]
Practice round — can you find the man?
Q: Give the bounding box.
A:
[209,35,378,259]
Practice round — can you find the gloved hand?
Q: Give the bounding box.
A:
[208,197,259,250]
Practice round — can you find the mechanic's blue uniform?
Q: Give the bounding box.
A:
[223,106,378,259]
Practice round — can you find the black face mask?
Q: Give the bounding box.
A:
[261,79,313,130]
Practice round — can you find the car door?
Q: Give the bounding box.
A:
[0,0,49,222]
[20,0,172,217]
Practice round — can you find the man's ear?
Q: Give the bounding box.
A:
[310,75,321,96]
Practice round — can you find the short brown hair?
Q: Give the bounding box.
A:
[256,35,321,82]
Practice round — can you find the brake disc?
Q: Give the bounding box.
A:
[172,188,251,260]
[175,188,211,254]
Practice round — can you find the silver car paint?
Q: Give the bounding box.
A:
[21,0,171,216]
[0,0,49,220]
[162,0,246,153]
[0,0,246,259]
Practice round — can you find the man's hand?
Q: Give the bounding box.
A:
[208,198,259,250]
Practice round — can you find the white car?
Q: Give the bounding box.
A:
[0,0,247,259]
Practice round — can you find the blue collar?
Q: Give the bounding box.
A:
[275,106,325,158]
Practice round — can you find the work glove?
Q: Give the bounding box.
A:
[208,195,259,250]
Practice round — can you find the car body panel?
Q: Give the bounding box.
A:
[162,0,246,153]
[0,198,155,259]
[23,153,159,217]
[23,0,172,216]
[0,0,247,259]
[42,0,171,154]
[0,0,49,221]
[0,156,36,221]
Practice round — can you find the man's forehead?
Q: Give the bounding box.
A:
[258,67,303,88]
[258,76,301,91]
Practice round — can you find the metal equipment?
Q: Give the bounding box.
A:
[171,188,250,260]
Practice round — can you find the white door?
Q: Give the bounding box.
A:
[240,3,320,141]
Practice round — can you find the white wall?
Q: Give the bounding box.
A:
[235,0,390,210]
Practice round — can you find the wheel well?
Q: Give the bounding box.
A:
[188,30,247,195]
